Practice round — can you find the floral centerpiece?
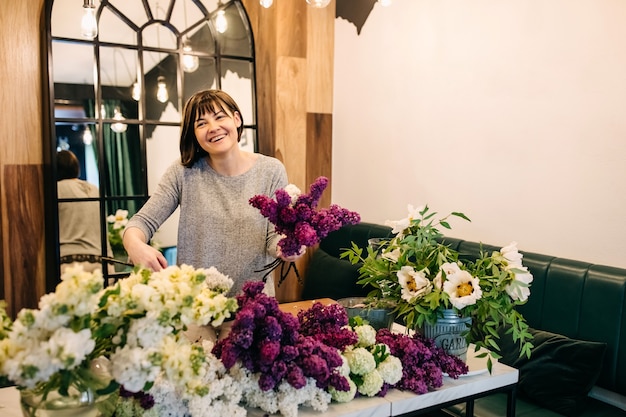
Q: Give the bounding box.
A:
[107,209,129,253]
[342,205,534,368]
[249,176,361,286]
[0,264,238,416]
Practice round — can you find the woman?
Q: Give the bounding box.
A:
[124,89,299,296]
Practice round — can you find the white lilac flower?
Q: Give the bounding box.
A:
[397,265,433,302]
[344,347,376,375]
[384,204,425,235]
[357,369,384,397]
[126,315,173,348]
[443,269,483,310]
[284,183,302,204]
[505,265,534,302]
[329,377,357,403]
[47,327,95,369]
[377,355,403,385]
[109,345,161,393]
[355,324,377,348]
[203,266,234,292]
[434,262,462,290]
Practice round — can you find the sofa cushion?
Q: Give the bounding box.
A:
[499,327,607,416]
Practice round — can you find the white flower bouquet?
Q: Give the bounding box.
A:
[0,264,239,413]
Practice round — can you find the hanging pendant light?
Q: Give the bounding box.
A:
[378,0,392,6]
[83,126,93,145]
[156,76,169,103]
[306,0,331,8]
[215,10,228,34]
[132,82,141,101]
[182,38,199,73]
[111,107,128,133]
[260,0,273,8]
[81,0,98,39]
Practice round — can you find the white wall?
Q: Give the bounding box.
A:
[332,0,626,268]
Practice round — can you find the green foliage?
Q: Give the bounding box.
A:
[341,205,534,362]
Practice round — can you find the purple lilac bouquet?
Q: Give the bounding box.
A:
[298,302,359,350]
[249,176,361,259]
[375,328,469,395]
[212,282,350,393]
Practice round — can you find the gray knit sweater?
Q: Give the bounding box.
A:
[126,154,288,296]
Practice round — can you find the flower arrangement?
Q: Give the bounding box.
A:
[249,176,361,285]
[330,318,403,402]
[0,264,239,414]
[107,208,129,252]
[342,205,534,366]
[212,281,353,417]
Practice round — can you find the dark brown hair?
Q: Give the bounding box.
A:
[180,89,244,167]
[56,150,80,180]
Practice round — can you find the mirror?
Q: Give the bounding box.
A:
[46,0,257,283]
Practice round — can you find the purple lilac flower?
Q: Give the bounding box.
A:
[375,328,468,395]
[249,176,361,258]
[298,302,358,350]
[213,281,350,393]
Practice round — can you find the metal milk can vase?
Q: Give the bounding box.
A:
[421,309,472,361]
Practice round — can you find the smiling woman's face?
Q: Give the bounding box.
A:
[193,107,242,156]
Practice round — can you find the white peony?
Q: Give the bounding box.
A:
[397,265,433,302]
[443,269,483,310]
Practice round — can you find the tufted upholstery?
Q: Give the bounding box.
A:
[303,223,626,415]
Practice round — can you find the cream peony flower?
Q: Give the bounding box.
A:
[433,262,462,290]
[505,265,533,302]
[397,266,433,302]
[443,269,483,310]
[384,204,425,235]
[501,241,524,266]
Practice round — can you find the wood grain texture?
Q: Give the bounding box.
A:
[275,56,308,189]
[277,0,307,58]
[4,165,47,317]
[307,2,335,114]
[0,0,47,317]
[306,112,333,209]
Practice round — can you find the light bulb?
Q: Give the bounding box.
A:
[182,42,199,73]
[306,0,331,8]
[378,0,392,6]
[83,127,93,145]
[215,10,228,34]
[81,1,98,39]
[132,82,141,101]
[111,108,127,133]
[260,0,273,8]
[156,76,169,103]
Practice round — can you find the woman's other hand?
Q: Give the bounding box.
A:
[123,227,168,271]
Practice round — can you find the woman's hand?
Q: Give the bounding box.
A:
[123,227,168,271]
[278,245,307,262]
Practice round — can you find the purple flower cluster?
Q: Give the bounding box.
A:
[375,329,469,395]
[212,282,350,392]
[249,176,361,257]
[119,386,155,410]
[298,302,359,350]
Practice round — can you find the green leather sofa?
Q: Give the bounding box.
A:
[303,222,626,417]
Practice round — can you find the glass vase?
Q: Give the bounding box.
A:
[19,383,108,417]
[421,309,472,361]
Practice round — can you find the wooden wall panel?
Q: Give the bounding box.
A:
[277,0,307,58]
[306,112,333,208]
[4,165,46,317]
[275,56,308,189]
[307,2,335,114]
[0,0,47,317]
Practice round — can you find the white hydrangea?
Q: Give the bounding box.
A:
[344,347,376,375]
[377,354,403,385]
[358,369,384,397]
[329,377,357,403]
[354,324,377,348]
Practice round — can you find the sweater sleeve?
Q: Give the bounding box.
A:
[125,161,182,242]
